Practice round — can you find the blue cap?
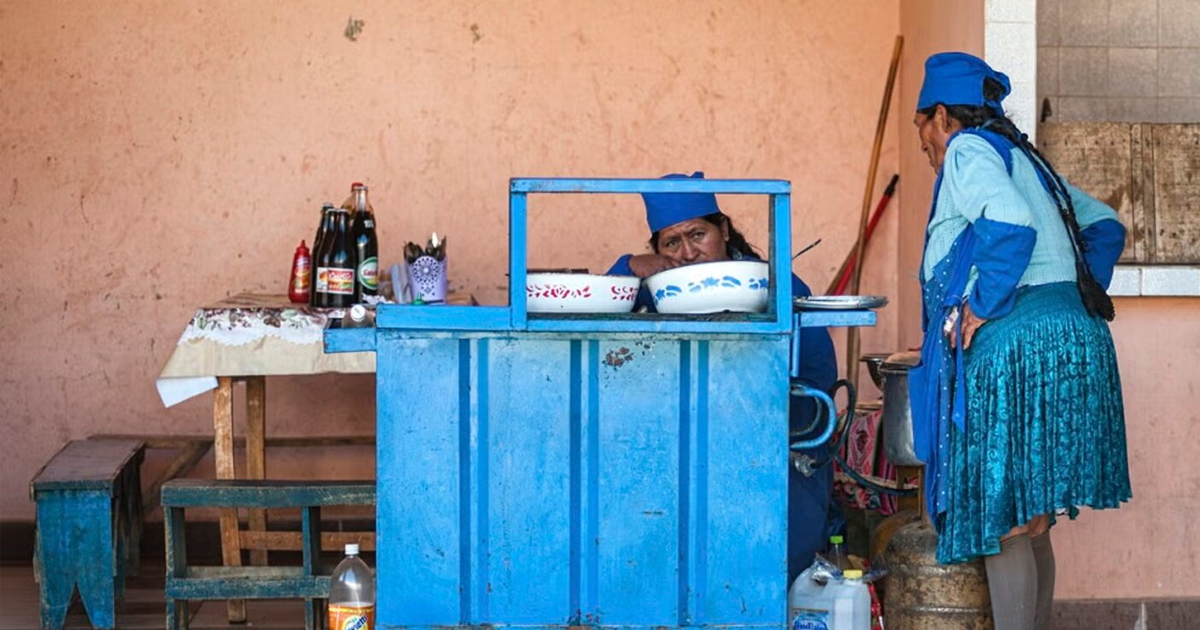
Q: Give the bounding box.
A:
[642,172,721,234]
[917,52,1011,113]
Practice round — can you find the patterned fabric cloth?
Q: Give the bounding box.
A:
[832,408,910,516]
[157,291,474,406]
[178,294,338,346]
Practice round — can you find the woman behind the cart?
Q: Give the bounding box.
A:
[607,172,840,582]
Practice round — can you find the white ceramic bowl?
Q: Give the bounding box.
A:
[526,273,641,313]
[645,260,770,314]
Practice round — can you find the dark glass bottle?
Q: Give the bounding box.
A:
[312,202,334,259]
[350,185,379,301]
[311,204,337,307]
[322,208,356,308]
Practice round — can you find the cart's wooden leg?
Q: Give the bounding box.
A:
[213,377,246,623]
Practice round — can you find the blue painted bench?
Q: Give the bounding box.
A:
[30,438,145,630]
[162,479,375,630]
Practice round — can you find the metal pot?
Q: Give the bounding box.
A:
[860,353,892,389]
[880,359,923,466]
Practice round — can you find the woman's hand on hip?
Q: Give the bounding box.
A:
[956,302,987,350]
[628,254,680,278]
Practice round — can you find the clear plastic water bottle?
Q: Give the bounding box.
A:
[828,535,849,572]
[830,569,871,630]
[329,543,375,630]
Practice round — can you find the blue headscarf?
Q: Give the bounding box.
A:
[642,172,721,234]
[917,52,1011,113]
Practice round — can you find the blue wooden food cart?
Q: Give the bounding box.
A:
[326,177,877,630]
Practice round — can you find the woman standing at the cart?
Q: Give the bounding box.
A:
[910,53,1131,630]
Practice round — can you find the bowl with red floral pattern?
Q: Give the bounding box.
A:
[526,273,642,313]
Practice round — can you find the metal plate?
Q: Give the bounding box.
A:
[793,295,888,311]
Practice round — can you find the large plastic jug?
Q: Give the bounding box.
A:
[788,567,832,630]
[829,569,870,630]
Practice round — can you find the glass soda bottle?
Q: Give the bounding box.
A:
[350,184,379,301]
[329,543,375,630]
[313,202,334,260]
[311,204,337,307]
[321,208,356,308]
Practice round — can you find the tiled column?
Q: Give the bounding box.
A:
[1037,0,1200,123]
[986,0,1038,140]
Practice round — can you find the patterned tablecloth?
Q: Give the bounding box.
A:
[156,293,375,406]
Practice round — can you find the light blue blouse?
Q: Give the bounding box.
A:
[923,133,1122,303]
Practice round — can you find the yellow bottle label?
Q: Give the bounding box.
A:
[328,603,374,630]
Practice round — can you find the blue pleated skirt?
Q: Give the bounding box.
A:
[936,282,1132,564]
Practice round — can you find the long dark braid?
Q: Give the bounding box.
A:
[920,80,1115,320]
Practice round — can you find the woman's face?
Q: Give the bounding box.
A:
[655,217,730,265]
[914,105,960,171]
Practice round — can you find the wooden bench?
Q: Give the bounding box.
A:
[30,439,145,630]
[162,479,375,630]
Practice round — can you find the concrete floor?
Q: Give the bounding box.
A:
[3,560,1197,630]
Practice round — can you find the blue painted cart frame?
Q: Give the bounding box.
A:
[327,178,875,630]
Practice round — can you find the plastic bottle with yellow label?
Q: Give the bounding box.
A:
[329,543,375,630]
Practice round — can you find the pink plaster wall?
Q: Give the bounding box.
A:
[1052,298,1200,600]
[5,0,1192,602]
[0,1,901,518]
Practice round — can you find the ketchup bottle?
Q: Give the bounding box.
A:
[288,240,312,303]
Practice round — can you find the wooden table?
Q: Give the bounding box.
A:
[157,292,472,622]
[157,294,374,622]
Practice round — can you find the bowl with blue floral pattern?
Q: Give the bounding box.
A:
[645,260,770,314]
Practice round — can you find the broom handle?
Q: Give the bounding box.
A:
[845,35,903,389]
